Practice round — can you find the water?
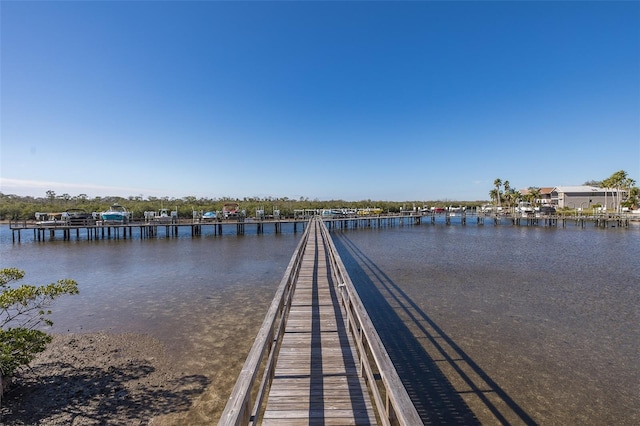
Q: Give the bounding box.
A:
[332,223,640,424]
[1,221,639,424]
[1,224,302,357]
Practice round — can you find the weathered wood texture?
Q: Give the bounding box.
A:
[219,220,312,426]
[220,217,420,425]
[319,220,423,426]
[262,220,377,425]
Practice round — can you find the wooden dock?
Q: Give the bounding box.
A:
[219,217,421,425]
[261,218,375,425]
[7,218,309,243]
[8,211,635,243]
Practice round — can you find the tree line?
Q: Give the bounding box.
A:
[0,193,486,221]
[2,170,636,221]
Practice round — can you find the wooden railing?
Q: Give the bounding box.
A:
[218,219,312,425]
[318,217,423,426]
[219,216,421,425]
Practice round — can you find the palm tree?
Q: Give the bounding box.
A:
[503,181,512,209]
[601,170,635,212]
[528,187,542,206]
[489,189,499,205]
[622,177,636,209]
[504,188,518,209]
[493,178,502,207]
[629,186,639,208]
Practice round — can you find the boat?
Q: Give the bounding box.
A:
[357,207,383,216]
[144,207,177,223]
[223,203,239,219]
[201,211,217,221]
[65,208,95,225]
[516,201,535,215]
[321,209,337,218]
[101,204,130,224]
[35,212,66,226]
[153,208,176,224]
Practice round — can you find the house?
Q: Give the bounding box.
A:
[538,187,554,205]
[551,186,627,210]
[518,187,554,205]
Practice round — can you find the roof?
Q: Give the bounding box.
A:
[540,187,554,195]
[553,186,601,193]
[518,187,556,195]
[552,186,625,193]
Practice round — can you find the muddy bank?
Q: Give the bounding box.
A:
[0,332,231,425]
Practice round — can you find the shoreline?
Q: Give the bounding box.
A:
[0,331,217,425]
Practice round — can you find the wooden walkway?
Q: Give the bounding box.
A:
[219,217,421,425]
[262,219,376,425]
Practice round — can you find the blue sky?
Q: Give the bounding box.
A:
[1,1,638,202]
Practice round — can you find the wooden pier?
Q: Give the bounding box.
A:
[7,218,309,243]
[219,217,421,425]
[8,211,635,243]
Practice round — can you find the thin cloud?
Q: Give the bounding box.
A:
[0,178,168,198]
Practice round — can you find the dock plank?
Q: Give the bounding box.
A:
[262,220,377,425]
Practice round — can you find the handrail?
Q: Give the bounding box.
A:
[218,218,313,426]
[318,217,423,426]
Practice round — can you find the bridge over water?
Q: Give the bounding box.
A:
[218,216,421,425]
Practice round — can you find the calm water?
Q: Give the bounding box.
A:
[0,224,302,355]
[332,223,640,424]
[1,221,639,424]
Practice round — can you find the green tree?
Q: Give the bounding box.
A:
[493,178,502,207]
[0,268,78,379]
[502,181,516,208]
[503,188,519,209]
[488,189,499,205]
[628,186,639,208]
[527,187,542,206]
[601,170,636,212]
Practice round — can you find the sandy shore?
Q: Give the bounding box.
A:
[0,332,220,425]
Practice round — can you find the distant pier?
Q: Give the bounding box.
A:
[7,211,634,243]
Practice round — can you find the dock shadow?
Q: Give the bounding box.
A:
[333,233,537,425]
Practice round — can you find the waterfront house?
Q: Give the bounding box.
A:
[551,186,627,210]
[538,187,554,205]
[520,187,555,205]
